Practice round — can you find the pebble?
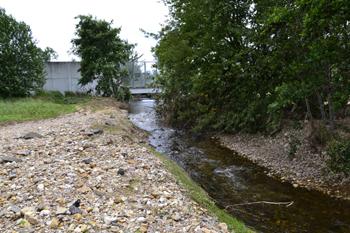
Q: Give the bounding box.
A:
[82,158,92,164]
[118,168,125,175]
[105,120,115,126]
[49,218,59,228]
[0,106,233,232]
[27,216,39,225]
[56,207,68,215]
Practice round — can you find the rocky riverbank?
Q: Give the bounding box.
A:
[0,101,234,233]
[217,120,350,200]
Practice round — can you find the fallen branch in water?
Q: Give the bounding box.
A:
[226,201,293,209]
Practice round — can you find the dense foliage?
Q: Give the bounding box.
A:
[149,0,350,133]
[70,15,137,100]
[0,8,57,98]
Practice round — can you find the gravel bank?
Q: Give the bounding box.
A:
[0,107,232,233]
[217,120,350,200]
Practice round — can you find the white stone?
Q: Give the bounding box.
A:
[104,216,118,225]
[40,210,51,216]
[219,222,228,231]
[137,217,146,223]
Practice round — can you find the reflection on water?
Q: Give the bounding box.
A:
[129,100,350,233]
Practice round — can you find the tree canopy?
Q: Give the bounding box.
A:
[148,0,350,133]
[70,15,138,99]
[0,8,57,97]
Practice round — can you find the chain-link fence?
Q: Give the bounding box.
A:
[124,61,158,88]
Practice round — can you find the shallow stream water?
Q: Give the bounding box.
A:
[128,99,350,233]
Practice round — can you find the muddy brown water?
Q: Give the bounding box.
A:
[129,99,350,233]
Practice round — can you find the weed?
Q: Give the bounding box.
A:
[288,135,301,158]
[327,136,350,177]
[291,120,303,130]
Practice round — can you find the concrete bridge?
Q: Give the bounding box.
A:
[130,88,160,95]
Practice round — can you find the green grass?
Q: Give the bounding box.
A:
[148,148,255,233]
[0,98,78,123]
[0,90,98,124]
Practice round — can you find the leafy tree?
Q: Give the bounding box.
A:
[0,8,56,97]
[148,0,350,134]
[70,15,138,98]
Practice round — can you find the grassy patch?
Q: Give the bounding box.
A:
[0,98,78,123]
[148,148,254,233]
[118,117,133,127]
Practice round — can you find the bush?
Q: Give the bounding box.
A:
[115,86,132,102]
[327,137,350,177]
[288,135,301,158]
[64,91,77,97]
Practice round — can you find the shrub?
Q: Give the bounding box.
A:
[327,137,350,177]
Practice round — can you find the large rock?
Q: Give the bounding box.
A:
[23,132,43,139]
[1,156,22,163]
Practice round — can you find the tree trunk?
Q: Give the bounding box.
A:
[305,97,315,131]
[328,95,335,131]
[342,71,349,118]
[326,61,335,131]
[316,91,327,126]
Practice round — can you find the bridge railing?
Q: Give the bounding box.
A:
[124,61,158,88]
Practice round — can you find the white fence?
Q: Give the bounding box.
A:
[43,61,158,94]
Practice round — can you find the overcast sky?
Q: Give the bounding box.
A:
[1,0,169,61]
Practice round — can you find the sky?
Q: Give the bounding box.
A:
[1,0,169,61]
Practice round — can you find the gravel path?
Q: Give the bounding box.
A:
[0,108,230,233]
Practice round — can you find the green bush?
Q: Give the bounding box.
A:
[75,91,90,97]
[288,135,301,158]
[327,137,350,177]
[64,91,77,97]
[115,86,132,102]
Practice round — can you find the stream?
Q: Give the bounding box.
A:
[128,99,350,233]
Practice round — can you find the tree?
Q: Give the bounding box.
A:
[0,8,56,97]
[70,15,137,98]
